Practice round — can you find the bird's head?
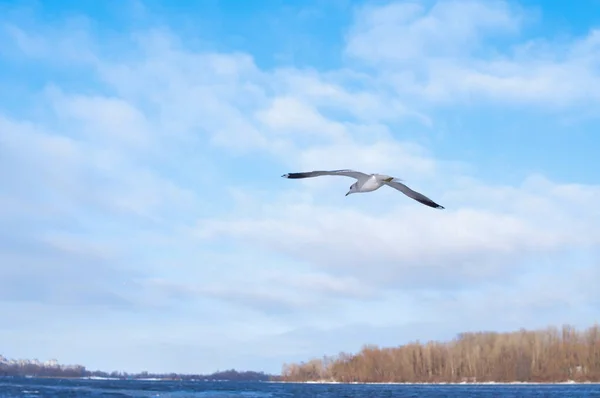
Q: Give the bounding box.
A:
[345,183,358,196]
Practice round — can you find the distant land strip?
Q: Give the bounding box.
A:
[0,357,278,382]
[4,323,600,383]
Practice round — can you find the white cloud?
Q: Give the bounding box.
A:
[346,0,523,63]
[46,87,151,149]
[345,0,600,108]
[196,173,600,295]
[296,139,437,177]
[2,17,97,64]
[256,96,346,141]
[270,68,433,125]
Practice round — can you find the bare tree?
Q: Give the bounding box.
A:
[280,323,600,383]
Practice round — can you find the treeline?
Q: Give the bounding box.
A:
[0,363,87,378]
[281,324,600,383]
[0,358,274,381]
[85,369,274,381]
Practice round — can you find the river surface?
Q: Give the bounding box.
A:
[2,378,600,397]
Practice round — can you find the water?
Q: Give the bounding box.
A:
[2,378,600,397]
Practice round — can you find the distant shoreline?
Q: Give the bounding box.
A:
[4,376,600,385]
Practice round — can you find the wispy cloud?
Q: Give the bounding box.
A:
[346,0,600,107]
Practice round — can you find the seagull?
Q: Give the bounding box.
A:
[281,169,445,209]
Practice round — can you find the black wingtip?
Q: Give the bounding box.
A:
[281,172,309,179]
[422,200,445,209]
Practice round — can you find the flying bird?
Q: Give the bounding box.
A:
[281,169,445,209]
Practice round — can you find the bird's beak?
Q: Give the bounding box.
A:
[345,192,350,196]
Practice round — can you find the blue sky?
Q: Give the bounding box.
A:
[1,0,600,375]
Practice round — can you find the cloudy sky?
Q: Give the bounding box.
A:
[1,0,600,375]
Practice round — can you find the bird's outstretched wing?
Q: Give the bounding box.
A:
[281,169,369,180]
[383,179,445,209]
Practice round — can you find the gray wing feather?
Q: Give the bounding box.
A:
[281,169,369,181]
[383,180,445,209]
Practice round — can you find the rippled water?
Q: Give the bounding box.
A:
[2,378,600,397]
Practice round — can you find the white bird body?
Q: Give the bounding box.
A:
[351,174,392,193]
[281,169,444,209]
